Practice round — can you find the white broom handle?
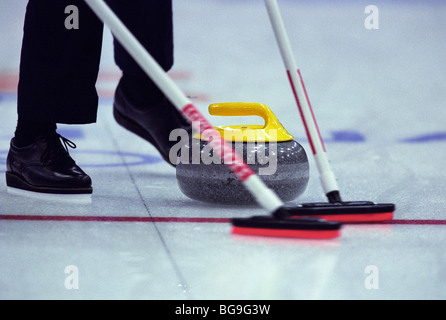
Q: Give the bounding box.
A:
[84,0,284,213]
[264,0,339,197]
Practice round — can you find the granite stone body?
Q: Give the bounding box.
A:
[176,138,309,204]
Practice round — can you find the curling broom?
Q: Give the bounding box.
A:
[264,0,395,223]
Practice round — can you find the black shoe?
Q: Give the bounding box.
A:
[113,80,192,167]
[5,133,92,198]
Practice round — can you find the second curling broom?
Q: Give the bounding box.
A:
[263,0,395,223]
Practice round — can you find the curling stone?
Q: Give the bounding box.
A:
[176,102,309,204]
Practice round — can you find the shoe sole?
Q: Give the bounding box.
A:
[6,171,93,195]
[113,106,174,166]
[6,186,92,204]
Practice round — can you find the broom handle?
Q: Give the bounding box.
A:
[264,0,341,202]
[84,0,284,212]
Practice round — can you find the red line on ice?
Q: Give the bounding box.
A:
[0,215,446,225]
[0,215,230,223]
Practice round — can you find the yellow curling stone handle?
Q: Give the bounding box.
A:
[200,102,294,142]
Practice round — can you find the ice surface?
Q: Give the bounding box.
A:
[0,0,445,299]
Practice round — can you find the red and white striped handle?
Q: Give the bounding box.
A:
[264,0,340,196]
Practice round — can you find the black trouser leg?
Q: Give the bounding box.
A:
[17,0,104,124]
[108,0,174,106]
[109,0,173,77]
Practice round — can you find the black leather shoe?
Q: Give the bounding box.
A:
[113,81,192,167]
[6,133,92,196]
